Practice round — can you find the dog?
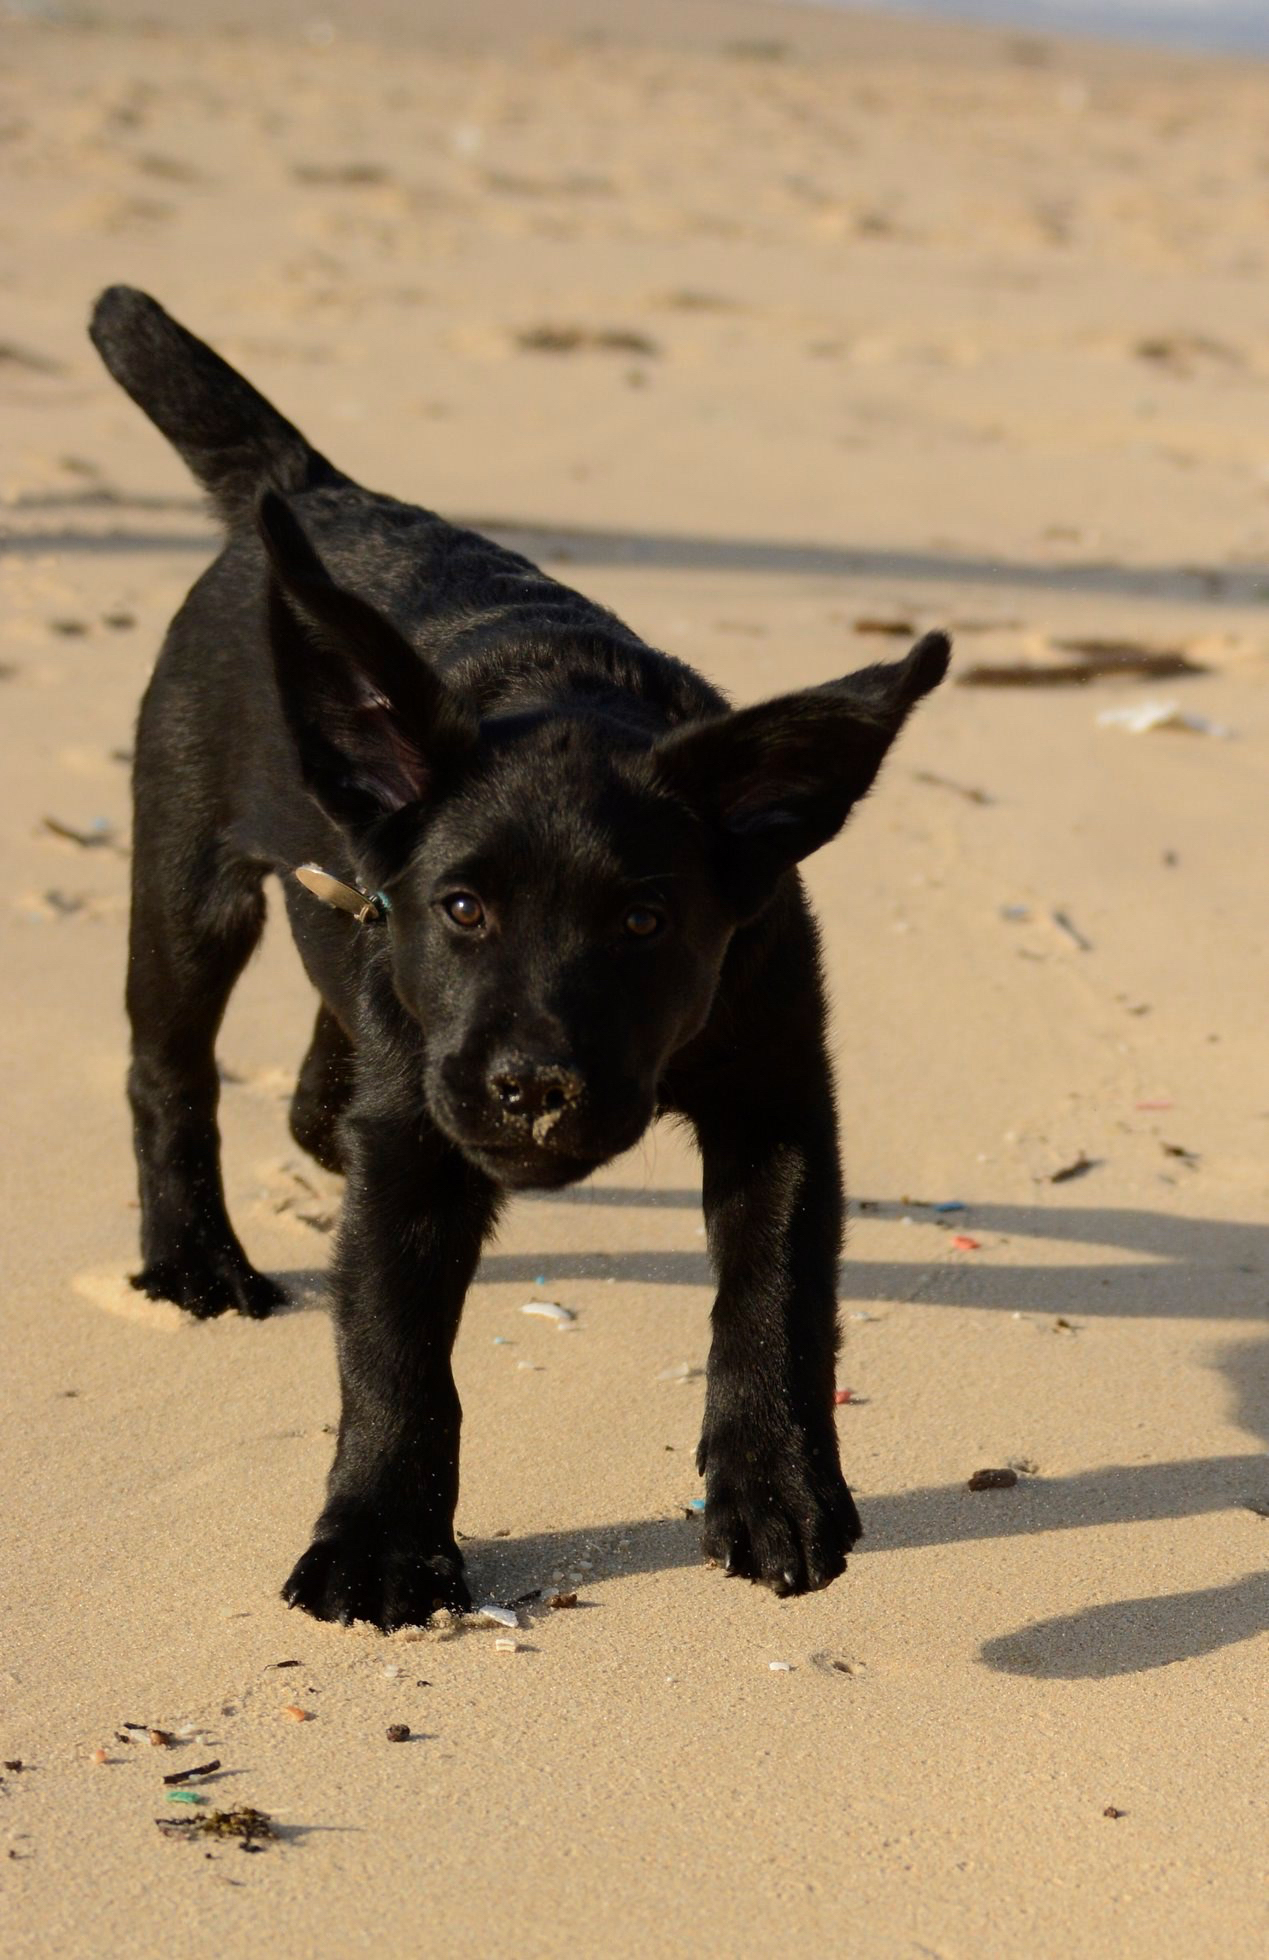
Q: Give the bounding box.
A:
[90,286,949,1630]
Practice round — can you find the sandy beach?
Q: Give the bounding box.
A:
[1,2,1266,1953]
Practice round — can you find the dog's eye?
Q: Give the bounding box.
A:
[624,905,663,939]
[443,892,485,929]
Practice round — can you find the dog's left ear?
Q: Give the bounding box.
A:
[653,632,950,918]
[258,490,476,849]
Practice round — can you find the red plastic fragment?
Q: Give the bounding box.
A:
[833,1388,855,1405]
[950,1234,981,1251]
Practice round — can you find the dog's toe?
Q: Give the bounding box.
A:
[130,1263,230,1318]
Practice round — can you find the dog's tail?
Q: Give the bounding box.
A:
[89,286,347,525]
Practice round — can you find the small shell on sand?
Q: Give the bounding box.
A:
[476,1603,519,1628]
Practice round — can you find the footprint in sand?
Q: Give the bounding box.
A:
[252,1159,343,1237]
[13,889,127,922]
[72,1268,188,1331]
[220,1062,297,1100]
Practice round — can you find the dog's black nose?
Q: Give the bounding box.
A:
[488,1058,583,1125]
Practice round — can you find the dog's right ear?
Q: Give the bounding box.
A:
[258,492,476,844]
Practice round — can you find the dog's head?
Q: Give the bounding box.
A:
[260,493,949,1190]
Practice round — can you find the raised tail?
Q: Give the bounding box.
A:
[89,286,347,525]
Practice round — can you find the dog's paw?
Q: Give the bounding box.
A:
[697,1431,861,1597]
[282,1527,470,1631]
[131,1253,286,1320]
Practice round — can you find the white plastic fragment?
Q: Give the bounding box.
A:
[521,1300,575,1324]
[382,1664,403,1677]
[477,1602,519,1629]
[657,1361,703,1382]
[493,1637,518,1653]
[768,1660,793,1673]
[1096,700,1232,738]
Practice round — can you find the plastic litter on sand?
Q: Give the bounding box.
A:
[521,1300,575,1324]
[768,1661,793,1673]
[1096,700,1232,737]
[494,1637,518,1653]
[657,1361,703,1382]
[950,1235,981,1252]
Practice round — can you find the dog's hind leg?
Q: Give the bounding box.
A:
[289,1005,354,1176]
[126,798,285,1320]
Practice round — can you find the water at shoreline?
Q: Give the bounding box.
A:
[800,1,1269,58]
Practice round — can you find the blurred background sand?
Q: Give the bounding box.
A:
[1,3,1266,1954]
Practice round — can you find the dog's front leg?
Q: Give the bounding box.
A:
[283,1111,499,1631]
[691,1078,862,1596]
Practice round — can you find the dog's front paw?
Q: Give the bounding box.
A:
[697,1425,861,1597]
[131,1248,286,1320]
[282,1523,470,1631]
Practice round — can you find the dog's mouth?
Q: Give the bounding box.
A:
[463,1138,599,1192]
[438,1109,648,1190]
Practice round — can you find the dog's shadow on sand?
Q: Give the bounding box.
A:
[275,1185,1267,1681]
[488,1185,1267,1322]
[454,1410,1269,1682]
[492,1187,1269,1680]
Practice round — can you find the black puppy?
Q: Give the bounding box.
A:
[90,286,949,1630]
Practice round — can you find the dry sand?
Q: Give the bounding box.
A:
[1,2,1266,1954]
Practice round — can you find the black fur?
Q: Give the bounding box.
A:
[91,286,950,1630]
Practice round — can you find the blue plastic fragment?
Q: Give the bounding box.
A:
[689,1498,706,1513]
[932,1201,967,1213]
